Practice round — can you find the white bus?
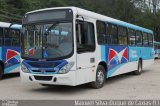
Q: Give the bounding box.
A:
[20,7,154,88]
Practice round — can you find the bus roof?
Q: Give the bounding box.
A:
[76,7,153,34]
[26,6,153,34]
[110,21,153,34]
[0,22,21,29]
[11,24,22,29]
[0,22,11,28]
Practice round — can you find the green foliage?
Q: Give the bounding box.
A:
[0,0,149,23]
[0,0,160,40]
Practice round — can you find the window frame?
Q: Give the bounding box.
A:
[76,20,96,54]
[4,28,11,46]
[11,29,21,47]
[96,20,106,45]
[4,28,20,47]
[0,27,4,46]
[142,32,149,47]
[128,28,136,46]
[96,21,119,45]
[106,22,118,45]
[148,33,153,47]
[135,30,143,46]
[118,26,128,45]
[109,23,118,45]
[96,20,153,47]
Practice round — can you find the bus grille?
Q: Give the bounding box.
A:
[34,76,52,81]
[32,70,56,73]
[27,62,57,68]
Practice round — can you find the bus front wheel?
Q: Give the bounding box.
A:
[91,65,105,89]
[133,60,142,75]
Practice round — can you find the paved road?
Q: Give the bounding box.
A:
[0,60,160,100]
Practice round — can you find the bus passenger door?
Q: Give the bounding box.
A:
[76,20,96,85]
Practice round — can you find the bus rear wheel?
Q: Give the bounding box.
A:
[91,65,105,89]
[0,65,3,80]
[133,60,142,75]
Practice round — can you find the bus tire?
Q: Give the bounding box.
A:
[0,65,3,80]
[91,65,105,89]
[133,60,142,75]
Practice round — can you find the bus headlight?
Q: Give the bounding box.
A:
[58,62,74,74]
[21,63,30,73]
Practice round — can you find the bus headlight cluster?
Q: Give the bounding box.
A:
[21,63,30,73]
[58,62,74,74]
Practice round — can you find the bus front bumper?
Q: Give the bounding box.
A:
[20,70,76,86]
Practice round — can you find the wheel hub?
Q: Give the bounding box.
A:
[97,70,104,85]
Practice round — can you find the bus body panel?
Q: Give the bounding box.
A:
[20,53,78,86]
[76,53,97,85]
[2,47,20,74]
[20,69,77,86]
[100,45,154,78]
[101,45,130,78]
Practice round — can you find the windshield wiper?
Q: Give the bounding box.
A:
[46,21,60,32]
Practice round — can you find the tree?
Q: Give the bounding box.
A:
[0,0,160,41]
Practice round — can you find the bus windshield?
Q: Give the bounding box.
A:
[21,22,73,59]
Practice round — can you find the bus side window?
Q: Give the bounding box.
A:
[136,31,143,46]
[143,32,149,46]
[96,21,106,44]
[11,29,20,46]
[110,24,118,45]
[0,27,3,46]
[128,29,135,45]
[106,23,112,44]
[4,28,12,46]
[118,26,127,45]
[76,20,95,53]
[148,34,153,46]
